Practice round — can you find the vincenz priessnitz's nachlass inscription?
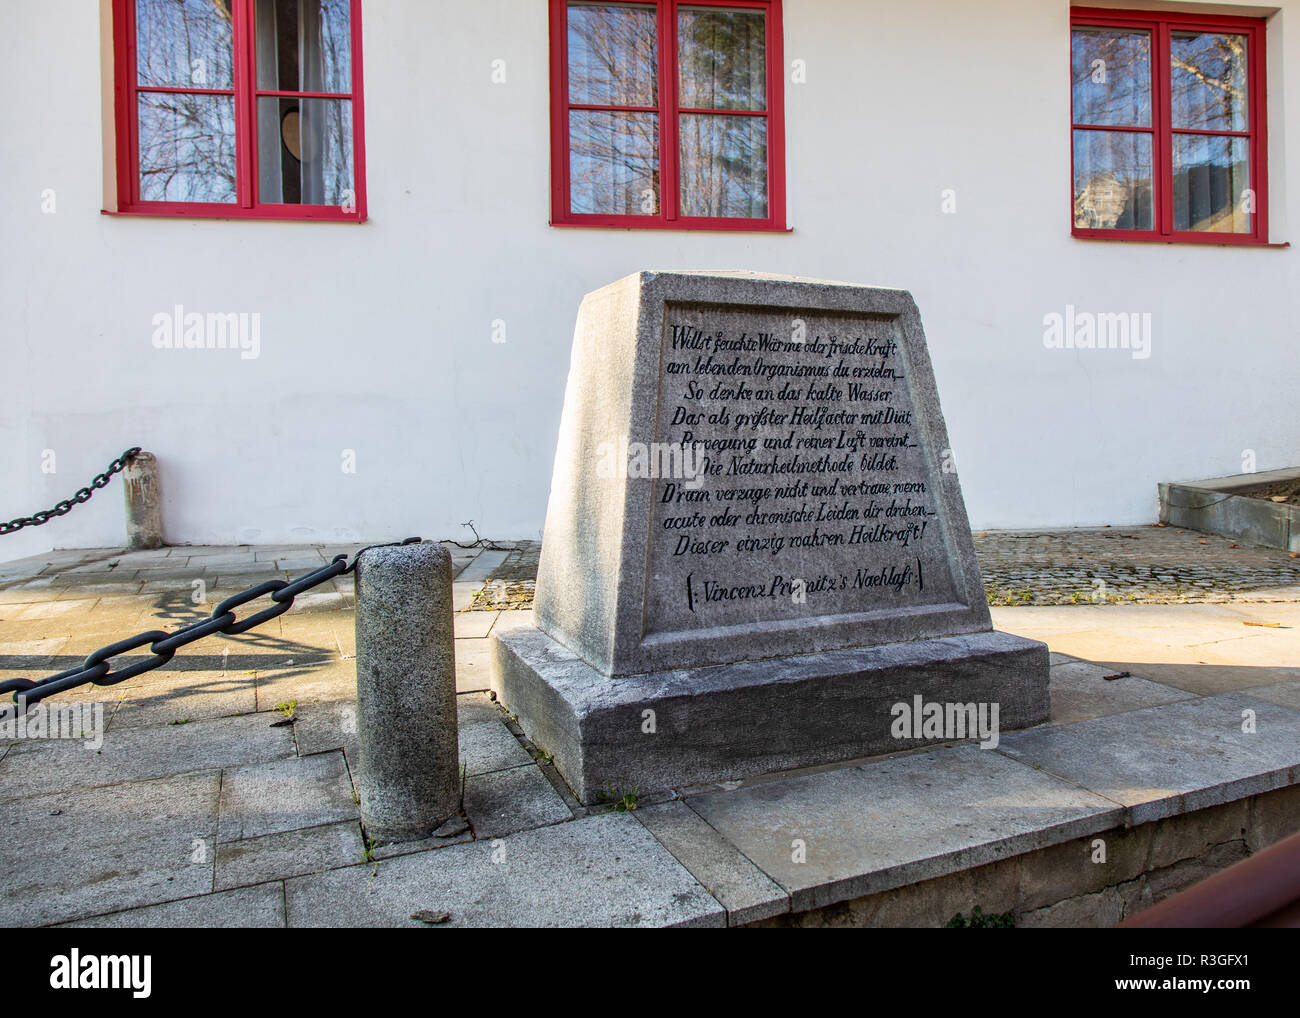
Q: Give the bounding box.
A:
[646,304,959,635]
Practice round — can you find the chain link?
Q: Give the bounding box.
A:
[0,537,420,720]
[0,448,143,536]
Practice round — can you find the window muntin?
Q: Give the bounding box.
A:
[552,0,785,230]
[1070,8,1266,244]
[115,0,365,221]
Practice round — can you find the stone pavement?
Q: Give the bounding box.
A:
[0,536,1297,927]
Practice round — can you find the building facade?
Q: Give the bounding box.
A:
[1,0,1295,559]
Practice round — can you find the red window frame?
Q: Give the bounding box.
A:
[1070,7,1267,245]
[549,0,787,231]
[110,0,367,222]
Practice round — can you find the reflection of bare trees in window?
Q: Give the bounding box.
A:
[680,115,766,218]
[566,4,768,218]
[1071,29,1152,229]
[1070,26,1252,234]
[678,10,765,111]
[678,10,767,217]
[1171,33,1249,232]
[568,6,659,214]
[136,0,234,87]
[136,0,237,201]
[1171,33,1247,130]
[139,93,237,202]
[1072,30,1151,126]
[569,5,657,105]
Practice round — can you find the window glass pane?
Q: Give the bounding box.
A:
[255,0,352,94]
[258,97,353,204]
[135,0,235,89]
[138,92,237,202]
[678,7,766,111]
[679,113,767,218]
[1071,27,1152,127]
[1171,32,1248,132]
[569,110,659,214]
[1173,134,1250,232]
[1072,129,1153,230]
[568,4,658,107]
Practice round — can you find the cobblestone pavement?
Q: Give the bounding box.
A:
[976,526,1300,605]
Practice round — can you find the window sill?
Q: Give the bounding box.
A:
[1071,229,1287,249]
[103,206,366,224]
[550,218,791,234]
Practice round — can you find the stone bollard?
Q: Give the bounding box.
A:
[122,451,164,550]
[354,541,459,844]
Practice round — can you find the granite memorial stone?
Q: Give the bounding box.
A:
[491,271,1049,803]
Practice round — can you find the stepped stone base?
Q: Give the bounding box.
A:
[490,625,1050,804]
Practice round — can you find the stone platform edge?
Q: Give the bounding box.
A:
[1159,469,1300,553]
[490,624,1050,804]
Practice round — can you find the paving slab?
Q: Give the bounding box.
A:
[282,591,350,613]
[1086,660,1300,697]
[997,693,1300,824]
[464,764,573,838]
[277,613,353,657]
[285,811,724,927]
[108,671,257,729]
[216,821,364,890]
[686,745,1122,913]
[217,751,358,842]
[271,555,329,571]
[1246,681,1300,711]
[1049,659,1197,724]
[256,657,357,708]
[0,587,66,605]
[461,717,532,776]
[0,713,294,802]
[455,637,491,692]
[452,551,510,612]
[291,700,359,759]
[457,691,506,726]
[490,610,534,636]
[995,603,1300,696]
[4,597,102,621]
[454,610,499,639]
[0,771,220,927]
[636,799,790,925]
[453,549,510,585]
[59,883,286,928]
[0,636,69,669]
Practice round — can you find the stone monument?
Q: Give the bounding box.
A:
[491,271,1048,803]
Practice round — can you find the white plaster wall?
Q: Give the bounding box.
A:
[1,0,1296,561]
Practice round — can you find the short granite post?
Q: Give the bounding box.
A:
[354,541,459,844]
[122,451,164,550]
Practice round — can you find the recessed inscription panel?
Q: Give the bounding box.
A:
[645,303,959,637]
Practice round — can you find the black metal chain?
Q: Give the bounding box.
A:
[0,448,143,536]
[0,537,420,720]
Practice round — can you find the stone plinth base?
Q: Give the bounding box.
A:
[490,625,1049,804]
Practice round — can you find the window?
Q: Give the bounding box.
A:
[1071,7,1267,244]
[549,0,786,230]
[112,0,365,221]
